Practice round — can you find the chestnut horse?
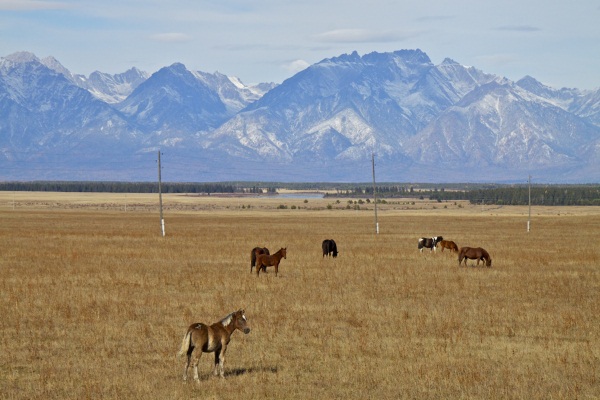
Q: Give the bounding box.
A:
[178,309,251,382]
[458,247,492,267]
[255,247,287,277]
[437,240,458,253]
[250,247,270,273]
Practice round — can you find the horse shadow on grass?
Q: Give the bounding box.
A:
[226,365,279,377]
[191,365,279,382]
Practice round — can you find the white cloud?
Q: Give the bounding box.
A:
[284,59,310,74]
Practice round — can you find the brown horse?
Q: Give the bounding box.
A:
[250,247,270,273]
[255,247,287,277]
[458,247,492,267]
[437,240,458,253]
[178,309,251,382]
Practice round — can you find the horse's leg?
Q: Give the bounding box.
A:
[183,353,191,381]
[214,347,226,378]
[191,348,202,383]
[213,350,221,376]
[275,262,279,277]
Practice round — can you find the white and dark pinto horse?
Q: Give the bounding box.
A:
[418,236,443,252]
[178,309,251,382]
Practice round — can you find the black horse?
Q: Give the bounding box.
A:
[250,247,270,273]
[322,239,338,258]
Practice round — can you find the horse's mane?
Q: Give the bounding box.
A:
[219,312,235,327]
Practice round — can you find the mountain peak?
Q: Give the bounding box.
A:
[41,56,72,77]
[392,48,430,62]
[166,62,188,72]
[4,51,40,64]
[440,57,460,66]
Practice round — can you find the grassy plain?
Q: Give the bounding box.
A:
[1,192,599,399]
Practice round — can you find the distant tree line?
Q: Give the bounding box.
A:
[464,186,600,206]
[327,184,600,206]
[328,185,468,201]
[0,181,276,195]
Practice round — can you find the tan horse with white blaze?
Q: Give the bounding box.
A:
[178,309,251,382]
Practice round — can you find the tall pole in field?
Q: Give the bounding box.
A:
[158,150,165,237]
[372,152,379,234]
[527,175,531,232]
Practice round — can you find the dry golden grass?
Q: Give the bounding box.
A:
[1,192,599,399]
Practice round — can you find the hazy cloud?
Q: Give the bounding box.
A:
[150,32,191,43]
[0,0,69,10]
[314,29,416,43]
[414,15,455,22]
[475,53,519,66]
[495,25,541,32]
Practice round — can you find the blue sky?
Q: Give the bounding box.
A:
[1,0,599,89]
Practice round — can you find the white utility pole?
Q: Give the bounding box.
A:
[158,151,165,237]
[372,153,379,235]
[527,175,531,232]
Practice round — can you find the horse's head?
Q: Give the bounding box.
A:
[486,258,492,267]
[281,247,287,259]
[234,309,251,334]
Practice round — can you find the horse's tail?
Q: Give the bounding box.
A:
[251,249,256,267]
[178,330,192,357]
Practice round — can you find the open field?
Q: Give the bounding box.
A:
[1,192,599,399]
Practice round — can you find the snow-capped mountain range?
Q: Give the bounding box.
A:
[1,50,599,182]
